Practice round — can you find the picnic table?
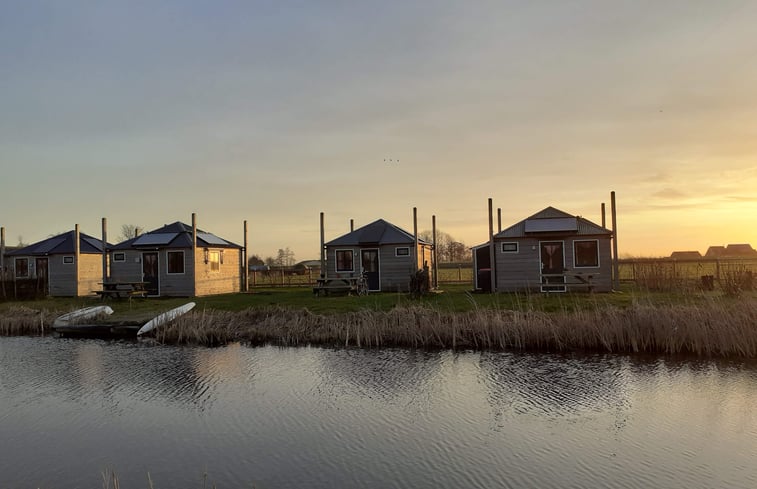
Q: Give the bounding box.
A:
[313,275,368,296]
[541,271,598,292]
[93,281,149,300]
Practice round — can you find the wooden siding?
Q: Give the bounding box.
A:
[9,253,103,297]
[325,244,426,292]
[195,248,241,297]
[110,248,240,297]
[495,236,613,292]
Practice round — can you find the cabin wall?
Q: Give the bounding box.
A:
[379,245,416,292]
[76,254,103,296]
[494,235,613,292]
[195,247,241,297]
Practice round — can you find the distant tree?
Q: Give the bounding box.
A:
[117,224,142,242]
[275,247,296,267]
[419,229,470,262]
[264,256,276,267]
[17,236,27,247]
[248,254,265,266]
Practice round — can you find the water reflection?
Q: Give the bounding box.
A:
[1,338,757,489]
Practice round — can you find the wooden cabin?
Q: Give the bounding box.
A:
[474,207,613,293]
[5,228,108,297]
[109,220,242,297]
[323,219,433,292]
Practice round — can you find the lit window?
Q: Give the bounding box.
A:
[335,249,354,272]
[167,251,185,274]
[208,251,220,272]
[574,240,599,267]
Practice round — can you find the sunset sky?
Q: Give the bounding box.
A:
[2,1,756,260]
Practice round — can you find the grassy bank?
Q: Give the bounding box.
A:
[2,285,756,357]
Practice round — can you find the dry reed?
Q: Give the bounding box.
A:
[152,298,757,357]
[2,298,756,357]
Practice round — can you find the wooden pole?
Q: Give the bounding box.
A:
[1,226,5,299]
[413,207,419,272]
[488,198,496,293]
[320,212,326,279]
[497,208,502,233]
[601,203,606,229]
[611,191,620,290]
[101,218,108,284]
[192,213,197,297]
[432,215,438,289]
[243,220,249,292]
[74,224,80,296]
[350,219,354,232]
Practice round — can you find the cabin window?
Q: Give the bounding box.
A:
[167,251,185,274]
[15,258,29,278]
[501,242,518,253]
[395,247,410,257]
[574,240,599,268]
[113,252,126,262]
[63,256,74,264]
[335,249,354,272]
[208,251,220,272]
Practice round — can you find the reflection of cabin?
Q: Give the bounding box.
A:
[5,229,109,297]
[473,207,613,293]
[110,221,242,297]
[323,219,433,292]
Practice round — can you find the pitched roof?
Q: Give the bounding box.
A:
[494,206,611,239]
[325,219,430,247]
[670,251,702,259]
[112,221,241,250]
[7,230,108,256]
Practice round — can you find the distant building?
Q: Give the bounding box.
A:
[670,251,702,260]
[705,244,757,258]
[6,229,109,297]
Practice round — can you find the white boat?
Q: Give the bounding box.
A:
[53,306,114,328]
[137,302,196,336]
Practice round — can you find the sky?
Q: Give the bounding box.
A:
[2,0,756,260]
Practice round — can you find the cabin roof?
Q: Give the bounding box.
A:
[7,230,108,256]
[494,206,611,239]
[325,219,431,247]
[112,221,241,249]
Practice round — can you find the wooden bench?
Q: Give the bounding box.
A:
[313,277,360,296]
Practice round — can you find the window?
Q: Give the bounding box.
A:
[208,251,220,272]
[395,247,410,257]
[335,249,354,272]
[113,252,126,262]
[167,250,185,274]
[63,256,74,264]
[501,242,518,253]
[15,258,28,278]
[574,240,599,268]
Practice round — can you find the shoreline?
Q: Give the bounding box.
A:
[3,296,755,357]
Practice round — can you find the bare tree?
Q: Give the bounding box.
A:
[117,224,142,242]
[275,247,296,267]
[419,229,469,262]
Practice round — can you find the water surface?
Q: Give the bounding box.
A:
[1,337,755,488]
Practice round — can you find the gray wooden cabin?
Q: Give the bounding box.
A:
[5,229,109,297]
[324,219,433,292]
[110,221,242,297]
[474,207,613,293]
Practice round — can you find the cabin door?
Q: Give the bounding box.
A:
[540,241,566,292]
[142,252,159,296]
[360,249,380,291]
[35,258,48,296]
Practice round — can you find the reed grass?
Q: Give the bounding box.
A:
[151,296,757,357]
[3,290,756,357]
